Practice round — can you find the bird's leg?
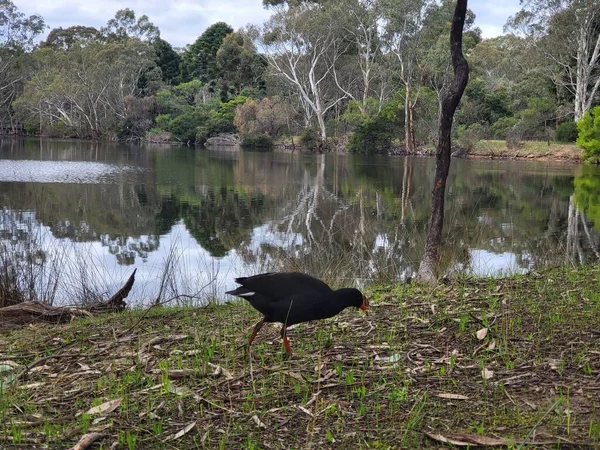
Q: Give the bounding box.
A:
[280,325,292,355]
[248,317,266,346]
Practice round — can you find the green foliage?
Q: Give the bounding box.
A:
[101,8,160,43]
[555,121,578,143]
[299,128,319,150]
[154,38,181,85]
[169,110,208,143]
[0,0,46,51]
[215,31,266,100]
[456,124,486,152]
[42,26,100,50]
[491,117,518,140]
[181,22,233,84]
[240,134,273,149]
[347,92,404,154]
[577,106,600,162]
[348,116,396,154]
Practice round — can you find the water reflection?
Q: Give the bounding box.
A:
[1,138,599,305]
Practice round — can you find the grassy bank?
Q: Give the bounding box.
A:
[1,266,599,449]
[471,141,581,162]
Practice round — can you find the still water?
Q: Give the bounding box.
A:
[1,138,599,305]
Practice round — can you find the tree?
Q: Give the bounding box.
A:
[380,0,432,152]
[101,8,160,43]
[216,31,266,100]
[154,38,182,85]
[42,26,100,50]
[333,0,385,114]
[0,0,45,51]
[15,40,161,137]
[258,3,351,141]
[506,0,600,121]
[181,22,233,84]
[417,0,469,281]
[0,0,45,130]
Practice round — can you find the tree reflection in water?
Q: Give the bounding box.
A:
[0,139,599,305]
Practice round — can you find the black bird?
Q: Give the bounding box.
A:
[226,272,368,354]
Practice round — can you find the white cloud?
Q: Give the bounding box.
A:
[16,0,272,47]
[15,0,520,48]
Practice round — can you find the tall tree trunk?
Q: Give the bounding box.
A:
[404,86,416,152]
[417,0,469,282]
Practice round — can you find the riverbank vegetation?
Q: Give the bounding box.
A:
[1,0,599,158]
[1,265,599,448]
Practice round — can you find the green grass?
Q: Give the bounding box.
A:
[1,265,599,448]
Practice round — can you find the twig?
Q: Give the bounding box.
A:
[516,397,562,450]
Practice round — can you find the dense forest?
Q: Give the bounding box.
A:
[0,0,599,155]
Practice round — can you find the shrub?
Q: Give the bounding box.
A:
[348,117,394,154]
[299,128,319,150]
[491,116,518,140]
[556,120,578,143]
[506,128,524,150]
[241,134,273,149]
[577,106,600,162]
[456,123,486,152]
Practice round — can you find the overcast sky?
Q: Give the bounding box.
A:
[16,0,521,49]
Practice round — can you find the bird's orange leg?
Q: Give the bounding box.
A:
[280,325,292,355]
[248,317,266,346]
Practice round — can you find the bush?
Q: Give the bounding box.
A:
[491,116,518,140]
[506,128,524,150]
[240,134,273,149]
[577,106,600,162]
[456,123,486,152]
[299,128,319,150]
[556,120,578,143]
[169,110,205,143]
[348,117,394,154]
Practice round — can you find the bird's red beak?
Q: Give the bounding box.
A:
[360,294,368,315]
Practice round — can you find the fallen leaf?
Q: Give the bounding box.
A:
[165,422,196,441]
[425,432,507,446]
[476,328,488,340]
[80,398,122,417]
[436,393,469,400]
[251,414,267,429]
[488,340,496,350]
[69,432,108,450]
[281,370,304,382]
[482,368,494,380]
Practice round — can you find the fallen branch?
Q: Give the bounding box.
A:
[0,269,137,331]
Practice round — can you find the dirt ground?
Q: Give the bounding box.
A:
[1,266,599,449]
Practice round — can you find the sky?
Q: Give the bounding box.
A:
[15,0,522,49]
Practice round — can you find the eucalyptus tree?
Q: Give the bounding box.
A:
[258,2,358,141]
[101,8,160,43]
[333,0,387,114]
[380,0,433,152]
[15,39,161,137]
[42,26,101,50]
[506,0,600,120]
[0,0,45,130]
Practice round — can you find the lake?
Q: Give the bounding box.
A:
[1,138,599,306]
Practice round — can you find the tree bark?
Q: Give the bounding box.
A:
[416,0,469,282]
[404,85,416,153]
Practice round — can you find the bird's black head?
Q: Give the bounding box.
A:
[336,288,368,315]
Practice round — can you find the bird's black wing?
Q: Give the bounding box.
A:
[233,272,332,300]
